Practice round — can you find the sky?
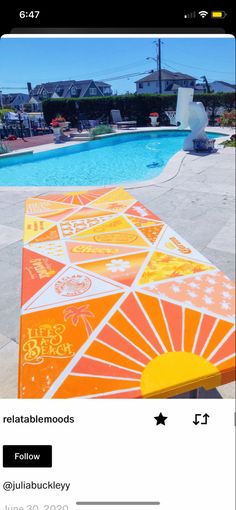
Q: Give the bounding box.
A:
[0,37,235,95]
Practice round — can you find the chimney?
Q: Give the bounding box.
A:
[27,82,32,94]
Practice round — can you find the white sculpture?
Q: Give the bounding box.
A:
[176,87,209,151]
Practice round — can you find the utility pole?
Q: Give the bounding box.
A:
[147,39,162,93]
[158,39,162,94]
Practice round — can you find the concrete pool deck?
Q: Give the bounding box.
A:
[0,141,235,398]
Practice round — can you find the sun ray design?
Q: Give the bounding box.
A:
[19,187,235,398]
[53,291,235,399]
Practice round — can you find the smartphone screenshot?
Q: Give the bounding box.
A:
[0,6,235,509]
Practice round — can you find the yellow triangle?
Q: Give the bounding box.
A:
[72,229,149,247]
[72,215,133,238]
[24,216,55,243]
[139,250,215,285]
[90,187,133,206]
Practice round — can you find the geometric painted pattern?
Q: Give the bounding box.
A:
[19,186,235,398]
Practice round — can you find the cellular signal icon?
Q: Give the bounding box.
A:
[199,10,208,18]
[184,11,196,18]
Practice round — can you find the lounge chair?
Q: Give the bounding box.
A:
[110,109,137,129]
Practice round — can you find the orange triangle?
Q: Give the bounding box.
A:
[30,225,61,244]
[125,201,161,220]
[139,224,165,244]
[19,292,123,398]
[78,252,148,287]
[21,248,64,305]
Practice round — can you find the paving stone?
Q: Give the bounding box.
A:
[202,247,235,280]
[0,341,19,398]
[0,333,11,349]
[0,224,23,249]
[218,382,235,399]
[0,240,23,268]
[0,203,25,229]
[0,261,21,340]
[207,214,235,254]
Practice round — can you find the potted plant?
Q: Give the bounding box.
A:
[54,115,66,128]
[50,119,61,142]
[149,112,159,127]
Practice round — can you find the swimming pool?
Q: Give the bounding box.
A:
[0,130,222,186]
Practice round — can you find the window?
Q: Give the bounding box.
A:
[71,86,77,96]
[139,83,143,89]
[147,82,150,86]
[89,88,98,95]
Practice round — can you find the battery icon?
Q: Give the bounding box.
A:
[211,11,227,18]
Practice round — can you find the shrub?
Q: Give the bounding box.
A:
[90,124,114,139]
[218,110,236,128]
[0,108,14,120]
[42,92,235,128]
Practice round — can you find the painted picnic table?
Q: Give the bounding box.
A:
[19,187,235,398]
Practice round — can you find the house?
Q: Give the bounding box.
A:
[135,69,196,94]
[1,93,29,110]
[194,83,208,93]
[27,80,113,111]
[209,81,236,93]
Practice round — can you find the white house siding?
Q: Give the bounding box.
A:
[137,79,195,94]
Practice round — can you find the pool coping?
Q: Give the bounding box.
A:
[0,126,231,159]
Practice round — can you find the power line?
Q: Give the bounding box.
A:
[162,58,234,76]
[96,70,153,82]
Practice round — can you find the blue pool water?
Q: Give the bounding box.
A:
[0,130,222,186]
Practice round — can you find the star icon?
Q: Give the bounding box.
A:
[154,413,168,426]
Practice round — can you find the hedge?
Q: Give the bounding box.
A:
[42,92,235,128]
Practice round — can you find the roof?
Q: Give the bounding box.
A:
[2,93,28,99]
[95,81,111,87]
[210,81,236,90]
[2,93,29,104]
[30,79,112,98]
[135,69,196,83]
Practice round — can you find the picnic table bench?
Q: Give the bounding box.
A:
[19,187,235,399]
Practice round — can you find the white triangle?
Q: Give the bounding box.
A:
[24,265,124,311]
[156,226,211,263]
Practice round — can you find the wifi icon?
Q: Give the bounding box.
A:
[199,10,208,18]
